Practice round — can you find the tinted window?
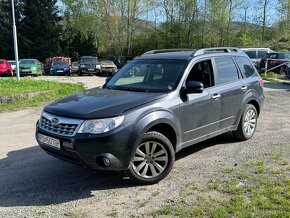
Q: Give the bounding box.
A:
[278,53,287,59]
[81,57,97,64]
[257,51,268,58]
[234,57,255,78]
[215,57,239,85]
[187,60,214,88]
[245,51,256,59]
[265,53,278,59]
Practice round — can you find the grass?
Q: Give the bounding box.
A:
[152,151,290,218]
[261,72,289,83]
[0,78,84,112]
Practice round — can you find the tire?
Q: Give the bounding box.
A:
[126,131,175,185]
[233,104,258,141]
[6,70,12,77]
[280,66,286,76]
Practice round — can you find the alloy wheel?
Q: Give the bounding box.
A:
[243,108,256,136]
[131,141,169,179]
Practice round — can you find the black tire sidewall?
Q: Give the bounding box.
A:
[127,131,175,185]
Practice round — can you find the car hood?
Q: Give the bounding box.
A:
[44,88,167,119]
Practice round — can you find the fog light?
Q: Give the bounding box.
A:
[103,156,111,167]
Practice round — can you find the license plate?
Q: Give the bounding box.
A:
[88,69,94,71]
[57,70,63,73]
[38,134,60,150]
[22,70,29,72]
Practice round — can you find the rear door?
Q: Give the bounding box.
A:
[213,56,245,129]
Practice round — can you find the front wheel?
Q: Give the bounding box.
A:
[126,131,175,185]
[233,104,258,140]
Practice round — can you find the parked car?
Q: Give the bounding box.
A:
[259,52,290,75]
[241,48,275,69]
[79,56,101,76]
[19,59,42,76]
[50,61,70,76]
[36,47,264,184]
[100,60,117,76]
[7,60,16,72]
[0,59,13,76]
[45,57,71,75]
[71,61,79,74]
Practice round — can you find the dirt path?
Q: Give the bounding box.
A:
[0,83,289,217]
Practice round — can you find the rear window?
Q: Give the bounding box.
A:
[215,57,239,85]
[245,51,256,59]
[265,53,278,59]
[234,57,255,78]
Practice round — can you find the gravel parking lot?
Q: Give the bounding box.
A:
[0,77,289,217]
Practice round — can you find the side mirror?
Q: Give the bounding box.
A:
[186,81,204,93]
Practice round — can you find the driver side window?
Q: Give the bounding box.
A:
[186,60,214,88]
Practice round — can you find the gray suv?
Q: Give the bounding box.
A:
[36,48,264,184]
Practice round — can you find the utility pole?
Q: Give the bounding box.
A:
[11,0,20,80]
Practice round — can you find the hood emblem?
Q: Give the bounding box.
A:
[51,118,60,126]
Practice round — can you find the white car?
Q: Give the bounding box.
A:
[7,60,16,72]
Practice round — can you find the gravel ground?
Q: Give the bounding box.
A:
[0,77,289,217]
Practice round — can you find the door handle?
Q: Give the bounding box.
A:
[212,93,221,100]
[241,86,247,91]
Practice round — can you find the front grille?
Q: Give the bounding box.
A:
[39,112,83,137]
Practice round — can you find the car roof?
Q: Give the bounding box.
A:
[136,48,248,61]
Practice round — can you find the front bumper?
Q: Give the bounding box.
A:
[36,123,133,171]
[50,69,70,76]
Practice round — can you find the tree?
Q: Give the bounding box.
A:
[18,0,61,61]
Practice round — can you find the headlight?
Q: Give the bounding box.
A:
[96,64,101,69]
[50,68,54,71]
[31,67,37,70]
[78,115,124,134]
[80,64,85,68]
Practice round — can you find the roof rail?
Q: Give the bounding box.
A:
[142,48,196,56]
[193,47,242,56]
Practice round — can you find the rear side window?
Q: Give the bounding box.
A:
[245,51,256,59]
[234,57,255,78]
[215,57,239,85]
[257,51,268,59]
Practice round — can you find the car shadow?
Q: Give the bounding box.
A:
[176,132,239,160]
[0,146,134,207]
[264,82,290,91]
[0,133,238,207]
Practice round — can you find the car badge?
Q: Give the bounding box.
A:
[51,118,60,126]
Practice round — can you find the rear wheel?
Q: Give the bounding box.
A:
[6,70,12,77]
[126,131,175,185]
[233,104,258,140]
[280,66,286,76]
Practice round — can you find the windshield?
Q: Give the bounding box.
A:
[20,60,36,65]
[52,61,67,66]
[81,57,97,64]
[7,61,15,65]
[101,61,114,65]
[72,62,78,66]
[106,59,187,93]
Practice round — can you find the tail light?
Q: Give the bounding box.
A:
[269,60,280,65]
[258,78,264,87]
